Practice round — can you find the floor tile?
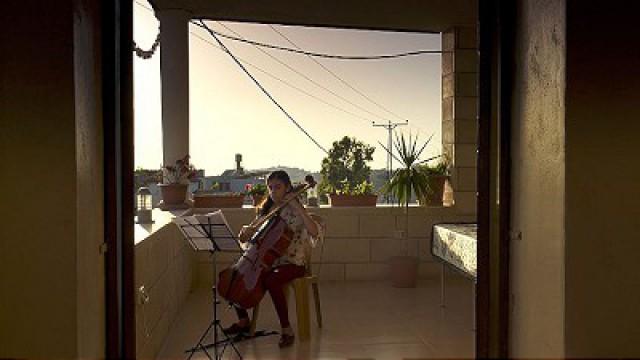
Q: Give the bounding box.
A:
[156,278,475,359]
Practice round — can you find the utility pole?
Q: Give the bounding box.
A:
[373,120,408,203]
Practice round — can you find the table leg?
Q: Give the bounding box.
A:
[440,262,446,308]
[471,282,476,332]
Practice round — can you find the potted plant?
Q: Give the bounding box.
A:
[193,182,245,208]
[328,179,378,207]
[381,133,440,288]
[319,136,376,207]
[419,160,450,206]
[246,183,267,206]
[157,155,198,209]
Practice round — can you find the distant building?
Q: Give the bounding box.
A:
[199,154,267,202]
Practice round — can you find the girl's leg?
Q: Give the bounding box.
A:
[263,264,305,328]
[234,306,250,322]
[222,306,250,334]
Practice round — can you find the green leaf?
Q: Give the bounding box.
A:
[381,132,439,206]
[320,136,376,194]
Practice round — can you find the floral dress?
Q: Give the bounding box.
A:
[271,203,322,268]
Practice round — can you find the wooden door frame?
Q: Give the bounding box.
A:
[104,0,135,358]
[478,0,513,357]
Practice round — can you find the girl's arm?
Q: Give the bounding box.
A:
[283,194,319,237]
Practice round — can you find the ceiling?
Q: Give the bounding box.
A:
[149,0,477,33]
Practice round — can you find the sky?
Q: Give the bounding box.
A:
[133,2,442,176]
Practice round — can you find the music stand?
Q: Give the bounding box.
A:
[174,211,243,360]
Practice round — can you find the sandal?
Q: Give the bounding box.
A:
[278,333,295,348]
[222,322,250,335]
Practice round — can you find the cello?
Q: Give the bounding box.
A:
[217,176,316,309]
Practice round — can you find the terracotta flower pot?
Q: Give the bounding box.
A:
[328,194,378,207]
[158,183,188,206]
[423,175,448,206]
[389,255,419,288]
[193,194,245,208]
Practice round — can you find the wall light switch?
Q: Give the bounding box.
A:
[138,285,150,305]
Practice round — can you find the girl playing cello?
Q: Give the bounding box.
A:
[222,170,320,348]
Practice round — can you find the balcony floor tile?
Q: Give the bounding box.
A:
[156,277,475,359]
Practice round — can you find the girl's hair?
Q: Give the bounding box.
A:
[259,170,292,216]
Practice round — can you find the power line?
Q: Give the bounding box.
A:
[193,19,444,60]
[134,2,436,132]
[136,0,379,127]
[267,24,440,141]
[194,20,329,155]
[134,2,373,125]
[227,24,441,141]
[266,25,442,169]
[189,31,378,125]
[134,2,439,154]
[134,0,153,12]
[215,22,391,124]
[269,24,418,123]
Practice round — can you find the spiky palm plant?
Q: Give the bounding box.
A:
[380,132,440,255]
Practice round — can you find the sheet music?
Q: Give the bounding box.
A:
[173,210,242,252]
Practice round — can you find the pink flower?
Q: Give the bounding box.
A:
[160,154,198,184]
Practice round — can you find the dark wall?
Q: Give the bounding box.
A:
[0,0,105,357]
[565,1,640,357]
[509,0,566,357]
[0,2,79,357]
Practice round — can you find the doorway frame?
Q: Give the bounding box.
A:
[103,1,512,357]
[477,0,513,357]
[103,0,136,358]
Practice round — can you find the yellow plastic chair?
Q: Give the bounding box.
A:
[249,214,324,341]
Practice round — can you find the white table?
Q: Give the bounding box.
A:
[431,223,477,330]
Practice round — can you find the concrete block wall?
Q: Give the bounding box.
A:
[191,207,476,287]
[442,27,479,215]
[134,222,195,359]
